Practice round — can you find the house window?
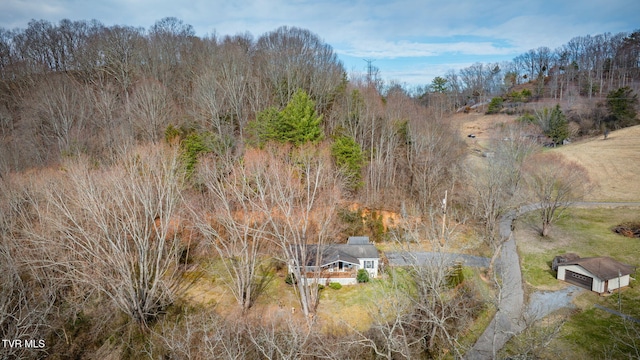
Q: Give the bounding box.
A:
[364,260,374,269]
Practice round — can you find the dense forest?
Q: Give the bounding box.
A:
[0,17,639,359]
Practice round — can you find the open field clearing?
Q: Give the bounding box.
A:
[456,111,640,203]
[551,125,640,202]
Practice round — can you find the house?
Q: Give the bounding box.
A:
[555,255,635,294]
[288,236,380,286]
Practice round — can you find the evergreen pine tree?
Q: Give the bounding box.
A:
[547,104,569,145]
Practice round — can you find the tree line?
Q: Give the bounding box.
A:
[0,17,465,212]
[422,29,640,102]
[0,17,632,359]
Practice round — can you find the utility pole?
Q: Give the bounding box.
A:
[441,190,447,247]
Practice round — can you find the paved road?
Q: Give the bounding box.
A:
[386,252,490,268]
[466,210,524,360]
[465,202,640,360]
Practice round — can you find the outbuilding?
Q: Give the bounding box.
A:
[555,255,635,294]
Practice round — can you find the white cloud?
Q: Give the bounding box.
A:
[336,39,516,59]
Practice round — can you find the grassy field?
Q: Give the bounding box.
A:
[456,111,640,201]
[551,125,640,202]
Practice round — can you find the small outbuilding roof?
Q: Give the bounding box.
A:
[559,256,635,281]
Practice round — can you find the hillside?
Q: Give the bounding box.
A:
[551,125,640,202]
[455,112,640,202]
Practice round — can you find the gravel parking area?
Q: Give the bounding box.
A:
[525,285,583,321]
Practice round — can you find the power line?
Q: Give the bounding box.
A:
[363,58,375,83]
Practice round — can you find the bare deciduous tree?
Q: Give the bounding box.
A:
[254,26,344,111]
[405,118,465,212]
[350,271,414,359]
[246,313,314,360]
[154,310,253,359]
[95,25,145,99]
[129,79,175,144]
[399,213,479,358]
[467,124,539,273]
[190,68,231,136]
[523,152,592,237]
[38,145,186,326]
[23,73,91,154]
[249,145,341,319]
[194,154,271,313]
[0,175,61,359]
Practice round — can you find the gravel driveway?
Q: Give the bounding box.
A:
[466,210,524,360]
[526,285,583,321]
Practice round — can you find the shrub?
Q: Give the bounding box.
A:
[285,273,295,285]
[486,97,504,114]
[356,269,370,283]
[517,112,536,124]
[328,282,342,290]
[366,211,385,243]
[447,261,465,287]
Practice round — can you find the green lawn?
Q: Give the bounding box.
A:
[519,207,640,288]
[512,207,640,359]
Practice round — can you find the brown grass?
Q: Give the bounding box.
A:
[454,112,518,150]
[549,125,640,202]
[453,110,640,202]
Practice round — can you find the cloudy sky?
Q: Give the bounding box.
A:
[1,0,638,87]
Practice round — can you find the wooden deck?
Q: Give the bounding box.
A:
[304,270,356,279]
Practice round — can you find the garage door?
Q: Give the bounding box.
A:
[565,270,593,290]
